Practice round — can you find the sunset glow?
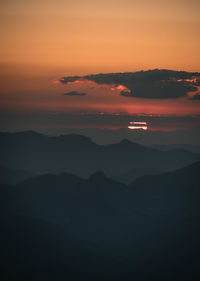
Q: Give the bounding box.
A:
[128,121,148,130]
[0,0,200,136]
[64,79,94,85]
[128,126,147,130]
[111,85,131,93]
[128,126,148,130]
[130,122,147,125]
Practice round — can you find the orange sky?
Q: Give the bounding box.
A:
[1,0,200,74]
[0,0,200,132]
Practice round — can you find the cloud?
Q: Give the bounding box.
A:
[63,91,87,96]
[60,69,200,100]
[190,94,200,100]
[120,91,133,97]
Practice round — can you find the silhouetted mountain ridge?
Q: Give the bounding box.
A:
[129,161,200,210]
[131,161,200,186]
[149,143,200,154]
[89,171,107,181]
[0,165,35,184]
[57,133,96,146]
[1,131,199,179]
[22,172,82,187]
[1,161,200,280]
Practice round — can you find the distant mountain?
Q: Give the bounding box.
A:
[149,144,200,154]
[0,131,199,180]
[129,161,200,210]
[1,162,200,280]
[114,167,165,184]
[0,165,35,184]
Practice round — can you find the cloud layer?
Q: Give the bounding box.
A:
[190,94,200,100]
[60,69,200,100]
[63,91,87,96]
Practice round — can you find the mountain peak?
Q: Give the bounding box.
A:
[89,171,107,181]
[119,139,133,145]
[58,134,95,145]
[0,130,45,138]
[119,139,143,148]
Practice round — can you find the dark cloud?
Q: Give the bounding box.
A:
[60,76,81,83]
[190,94,200,100]
[120,91,133,97]
[60,69,200,100]
[63,91,87,96]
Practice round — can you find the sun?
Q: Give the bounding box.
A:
[128,121,148,130]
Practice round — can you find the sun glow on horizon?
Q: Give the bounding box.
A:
[128,121,148,130]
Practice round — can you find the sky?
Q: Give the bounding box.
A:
[0,0,200,143]
[1,0,200,73]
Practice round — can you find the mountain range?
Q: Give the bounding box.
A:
[1,162,200,280]
[0,131,200,182]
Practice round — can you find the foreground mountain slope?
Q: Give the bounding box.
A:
[1,162,200,280]
[1,216,128,281]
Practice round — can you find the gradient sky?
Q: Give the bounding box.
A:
[1,0,200,73]
[0,0,200,136]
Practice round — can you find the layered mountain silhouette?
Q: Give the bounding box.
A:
[1,162,200,280]
[129,161,200,209]
[149,144,200,154]
[0,165,35,185]
[0,131,199,181]
[114,167,165,184]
